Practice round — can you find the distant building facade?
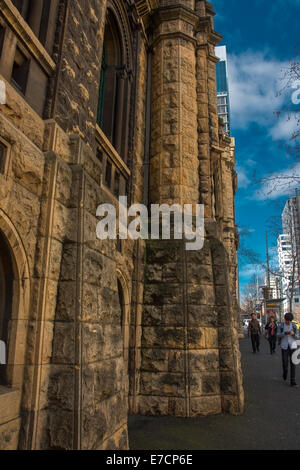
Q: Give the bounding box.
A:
[266,274,282,300]
[215,45,231,135]
[277,194,300,315]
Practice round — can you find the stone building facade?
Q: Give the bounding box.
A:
[0,0,244,450]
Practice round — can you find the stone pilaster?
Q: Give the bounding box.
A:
[195,1,222,216]
[149,4,199,206]
[141,0,244,418]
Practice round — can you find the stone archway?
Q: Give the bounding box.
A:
[0,230,14,385]
[0,210,30,389]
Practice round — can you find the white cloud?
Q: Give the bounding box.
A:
[228,51,289,132]
[270,115,299,140]
[236,164,251,189]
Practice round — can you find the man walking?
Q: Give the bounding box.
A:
[277,312,299,387]
[248,313,261,354]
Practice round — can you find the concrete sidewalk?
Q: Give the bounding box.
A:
[128,339,300,450]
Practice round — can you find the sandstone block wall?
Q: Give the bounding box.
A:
[0,80,130,450]
[139,233,244,417]
[0,0,244,450]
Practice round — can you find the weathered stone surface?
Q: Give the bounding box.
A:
[52,323,75,364]
[0,418,21,450]
[0,0,243,451]
[189,350,219,371]
[190,396,222,417]
[141,372,186,397]
[142,327,185,349]
[138,396,169,416]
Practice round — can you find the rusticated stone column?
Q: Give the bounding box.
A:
[140,0,244,418]
[149,5,199,206]
[195,1,222,217]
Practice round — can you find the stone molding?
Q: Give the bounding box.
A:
[96,125,131,180]
[152,5,200,25]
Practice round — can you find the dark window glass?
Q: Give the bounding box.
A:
[105,160,112,188]
[0,26,5,57]
[0,142,6,174]
[114,171,120,197]
[12,0,30,18]
[117,279,125,329]
[12,0,51,47]
[11,47,30,95]
[96,148,103,164]
[125,178,130,197]
[97,45,107,129]
[38,0,51,46]
[116,236,122,253]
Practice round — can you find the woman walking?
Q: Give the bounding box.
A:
[265,316,277,355]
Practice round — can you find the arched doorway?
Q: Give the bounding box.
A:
[0,230,14,385]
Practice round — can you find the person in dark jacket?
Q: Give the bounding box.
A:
[277,312,299,387]
[265,316,277,354]
[248,313,262,353]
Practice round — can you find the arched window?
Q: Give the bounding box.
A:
[0,231,14,386]
[97,10,131,162]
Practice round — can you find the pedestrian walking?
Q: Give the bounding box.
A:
[248,313,261,354]
[277,312,299,388]
[265,316,277,355]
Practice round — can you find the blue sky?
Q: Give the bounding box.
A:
[213,0,300,294]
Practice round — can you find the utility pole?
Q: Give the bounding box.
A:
[266,232,270,289]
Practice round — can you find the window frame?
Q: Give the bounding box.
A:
[0,137,11,178]
[11,44,30,95]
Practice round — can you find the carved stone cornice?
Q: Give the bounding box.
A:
[0,0,56,76]
[149,5,201,48]
[152,5,200,27]
[196,17,223,46]
[150,31,197,49]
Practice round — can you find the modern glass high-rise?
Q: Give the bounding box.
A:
[215,45,231,135]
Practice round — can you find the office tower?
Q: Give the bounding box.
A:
[215,45,231,135]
